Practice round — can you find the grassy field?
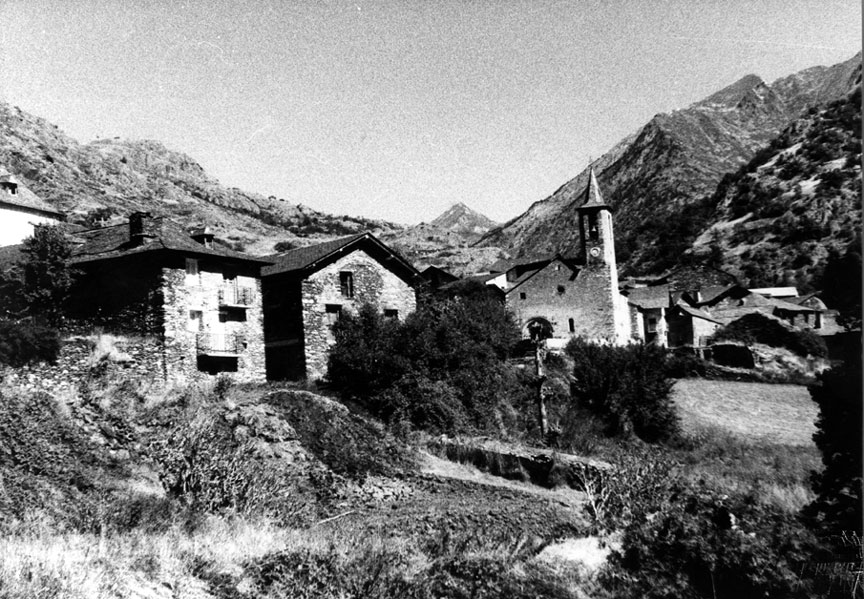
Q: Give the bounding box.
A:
[672,379,817,446]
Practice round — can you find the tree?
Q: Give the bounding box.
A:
[566,339,678,442]
[818,239,862,331]
[526,318,554,440]
[804,356,863,538]
[0,224,78,324]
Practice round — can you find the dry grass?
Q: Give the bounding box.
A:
[0,516,296,598]
[672,379,817,446]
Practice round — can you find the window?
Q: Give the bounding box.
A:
[384,309,398,320]
[557,285,566,295]
[185,258,199,276]
[815,312,822,329]
[568,318,575,333]
[647,317,658,333]
[187,310,203,332]
[519,292,527,300]
[325,304,342,325]
[588,213,599,241]
[339,271,354,298]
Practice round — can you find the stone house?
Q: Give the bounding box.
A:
[624,284,671,346]
[484,169,631,346]
[68,212,270,383]
[0,172,64,247]
[261,233,421,381]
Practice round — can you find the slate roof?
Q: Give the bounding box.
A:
[626,284,671,309]
[69,217,271,265]
[0,176,63,217]
[262,232,420,281]
[578,167,611,211]
[675,303,723,324]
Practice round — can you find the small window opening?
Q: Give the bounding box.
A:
[519,292,527,300]
[588,214,599,241]
[339,272,354,298]
[568,318,575,333]
[185,258,199,276]
[384,309,398,319]
[187,310,203,332]
[557,285,566,295]
[325,304,342,325]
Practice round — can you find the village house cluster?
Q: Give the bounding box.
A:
[0,169,838,385]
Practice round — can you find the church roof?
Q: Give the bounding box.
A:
[578,167,611,211]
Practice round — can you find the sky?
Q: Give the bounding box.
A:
[0,1,860,225]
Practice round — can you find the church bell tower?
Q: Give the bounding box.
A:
[578,167,616,268]
[576,167,630,344]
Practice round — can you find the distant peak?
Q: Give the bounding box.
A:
[696,74,768,108]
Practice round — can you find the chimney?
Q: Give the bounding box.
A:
[190,226,214,249]
[129,211,153,245]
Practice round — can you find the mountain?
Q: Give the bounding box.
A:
[381,203,503,276]
[687,84,862,290]
[0,105,401,254]
[429,203,497,236]
[476,53,862,278]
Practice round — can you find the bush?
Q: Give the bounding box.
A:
[605,487,819,599]
[711,313,828,358]
[804,356,863,538]
[0,320,60,366]
[327,288,523,434]
[151,412,309,521]
[566,339,678,442]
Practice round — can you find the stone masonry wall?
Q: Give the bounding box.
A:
[508,261,627,343]
[1,334,167,395]
[162,265,266,384]
[301,250,417,380]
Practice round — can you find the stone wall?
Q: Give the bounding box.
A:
[508,260,629,343]
[300,249,417,380]
[162,265,266,384]
[0,205,60,247]
[1,334,167,394]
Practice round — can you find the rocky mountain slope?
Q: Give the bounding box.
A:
[687,84,861,289]
[0,105,400,255]
[429,202,497,236]
[382,202,502,275]
[477,53,861,278]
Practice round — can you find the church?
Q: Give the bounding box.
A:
[476,168,631,346]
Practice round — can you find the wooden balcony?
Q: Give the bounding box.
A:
[218,286,254,308]
[197,333,245,357]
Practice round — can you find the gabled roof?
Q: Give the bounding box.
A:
[503,255,580,294]
[262,232,421,283]
[70,217,270,265]
[578,167,611,211]
[626,284,671,309]
[0,174,63,218]
[674,303,723,324]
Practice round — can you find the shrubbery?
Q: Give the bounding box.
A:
[0,320,60,366]
[711,312,828,358]
[606,487,819,599]
[327,283,523,434]
[565,339,678,442]
[804,355,863,538]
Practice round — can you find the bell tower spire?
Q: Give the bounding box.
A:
[578,167,615,267]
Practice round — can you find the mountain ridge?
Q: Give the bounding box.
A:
[476,53,862,279]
